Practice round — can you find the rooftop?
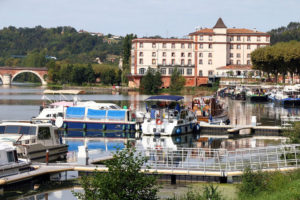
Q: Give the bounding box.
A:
[217,65,253,70]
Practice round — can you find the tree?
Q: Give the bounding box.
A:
[73,146,159,200]
[140,68,162,94]
[170,68,186,92]
[122,34,137,70]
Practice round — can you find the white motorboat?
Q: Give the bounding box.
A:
[0,143,31,178]
[0,121,68,162]
[141,95,199,136]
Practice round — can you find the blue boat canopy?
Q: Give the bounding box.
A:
[66,107,85,119]
[146,95,184,102]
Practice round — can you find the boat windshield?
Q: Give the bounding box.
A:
[0,125,36,135]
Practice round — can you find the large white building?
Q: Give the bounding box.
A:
[129,18,270,88]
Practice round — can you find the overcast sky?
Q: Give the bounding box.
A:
[0,0,299,37]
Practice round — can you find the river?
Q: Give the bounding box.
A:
[0,85,297,199]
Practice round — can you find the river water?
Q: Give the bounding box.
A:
[0,85,297,199]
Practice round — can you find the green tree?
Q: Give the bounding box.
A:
[122,34,137,70]
[170,68,186,92]
[73,146,159,200]
[140,68,162,94]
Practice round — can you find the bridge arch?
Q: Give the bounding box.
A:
[11,70,47,85]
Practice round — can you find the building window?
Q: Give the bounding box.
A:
[247,36,251,41]
[257,36,261,42]
[187,69,192,75]
[152,52,156,57]
[162,52,166,57]
[139,52,143,57]
[209,44,213,49]
[169,68,174,74]
[230,44,234,49]
[171,43,175,48]
[171,52,175,57]
[200,35,203,41]
[230,53,233,58]
[200,44,203,49]
[139,68,145,75]
[139,43,143,48]
[181,52,185,57]
[162,59,166,66]
[163,43,167,48]
[237,36,241,41]
[208,59,212,65]
[237,44,241,49]
[139,59,143,64]
[178,68,184,75]
[188,43,192,48]
[208,53,212,58]
[188,53,192,57]
[161,68,166,75]
[247,60,251,65]
[171,59,175,66]
[237,53,241,58]
[181,59,185,66]
[199,70,203,76]
[181,43,185,48]
[152,59,156,64]
[247,45,251,49]
[199,53,203,57]
[208,70,214,76]
[152,43,156,48]
[230,60,233,64]
[229,37,234,41]
[247,53,251,58]
[199,59,203,64]
[188,59,192,66]
[237,60,241,65]
[209,36,212,41]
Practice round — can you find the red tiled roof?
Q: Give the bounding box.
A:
[132,38,192,43]
[189,28,266,36]
[217,65,253,70]
[227,28,264,34]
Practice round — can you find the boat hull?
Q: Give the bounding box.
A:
[247,95,268,102]
[17,144,68,163]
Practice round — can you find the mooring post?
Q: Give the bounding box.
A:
[171,175,176,185]
[46,149,49,165]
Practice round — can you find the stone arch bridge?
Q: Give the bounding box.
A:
[0,67,48,85]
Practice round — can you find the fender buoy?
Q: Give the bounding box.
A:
[156,118,163,125]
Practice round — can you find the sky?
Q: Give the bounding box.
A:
[0,0,299,38]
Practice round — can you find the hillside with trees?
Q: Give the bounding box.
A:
[0,26,123,66]
[268,22,300,44]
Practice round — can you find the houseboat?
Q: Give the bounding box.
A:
[246,88,268,102]
[141,95,199,136]
[0,143,31,178]
[273,85,300,107]
[0,121,68,162]
[192,96,230,125]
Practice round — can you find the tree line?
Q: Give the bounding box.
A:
[268,22,300,44]
[0,26,123,65]
[47,61,122,86]
[251,41,300,83]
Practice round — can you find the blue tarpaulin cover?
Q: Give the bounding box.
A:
[107,110,126,121]
[87,109,106,119]
[146,95,184,101]
[66,107,85,119]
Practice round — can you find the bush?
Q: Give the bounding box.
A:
[73,146,159,200]
[170,67,186,92]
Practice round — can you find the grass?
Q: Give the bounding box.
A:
[238,168,300,200]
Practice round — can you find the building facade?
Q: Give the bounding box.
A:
[128,18,270,88]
